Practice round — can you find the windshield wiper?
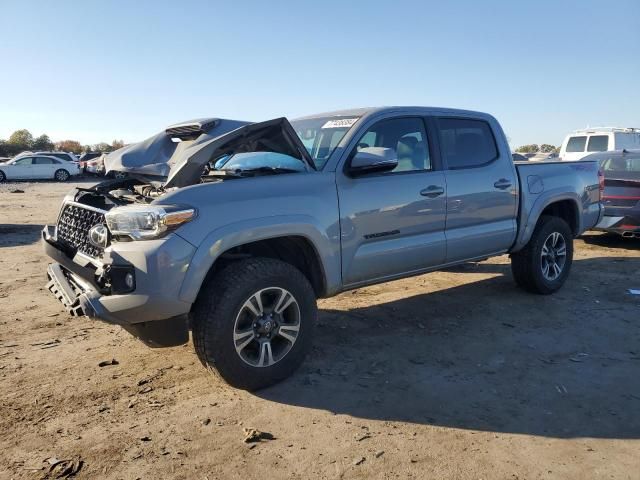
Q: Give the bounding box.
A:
[234,166,302,175]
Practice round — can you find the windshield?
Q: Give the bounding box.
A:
[291,116,360,169]
[215,151,307,172]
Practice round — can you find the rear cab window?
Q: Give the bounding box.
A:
[566,136,587,152]
[436,118,498,169]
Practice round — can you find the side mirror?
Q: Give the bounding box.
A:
[349,147,398,176]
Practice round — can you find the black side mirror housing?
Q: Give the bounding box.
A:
[349,147,398,176]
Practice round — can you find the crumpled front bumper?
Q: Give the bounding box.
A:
[42,225,196,346]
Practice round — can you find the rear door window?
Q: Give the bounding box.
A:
[436,118,498,169]
[587,135,609,152]
[566,136,587,152]
[34,157,55,164]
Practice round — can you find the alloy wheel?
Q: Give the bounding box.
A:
[540,231,567,281]
[233,287,301,368]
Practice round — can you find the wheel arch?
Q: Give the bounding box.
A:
[178,218,340,304]
[513,193,581,252]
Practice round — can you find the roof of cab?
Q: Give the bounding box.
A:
[292,106,492,122]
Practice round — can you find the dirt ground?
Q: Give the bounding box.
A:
[1,180,639,480]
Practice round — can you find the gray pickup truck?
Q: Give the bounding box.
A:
[43,107,603,390]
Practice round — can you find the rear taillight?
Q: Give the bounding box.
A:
[598,168,605,200]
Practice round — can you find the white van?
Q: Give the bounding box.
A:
[559,127,640,161]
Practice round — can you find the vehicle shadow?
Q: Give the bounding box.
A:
[0,224,43,247]
[581,232,640,251]
[258,256,640,439]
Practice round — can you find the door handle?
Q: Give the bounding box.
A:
[494,179,512,190]
[420,185,445,197]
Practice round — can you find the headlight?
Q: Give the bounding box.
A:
[105,204,196,240]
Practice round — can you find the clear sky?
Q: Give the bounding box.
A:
[1,0,638,148]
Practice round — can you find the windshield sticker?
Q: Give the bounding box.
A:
[321,118,358,129]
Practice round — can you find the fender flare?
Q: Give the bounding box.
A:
[177,214,340,304]
[512,190,582,252]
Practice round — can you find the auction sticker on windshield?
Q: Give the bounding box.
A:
[322,118,358,129]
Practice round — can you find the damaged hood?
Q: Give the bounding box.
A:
[104,117,315,188]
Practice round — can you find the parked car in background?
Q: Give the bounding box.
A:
[79,151,103,172]
[512,153,528,162]
[85,154,106,175]
[0,154,79,182]
[560,127,640,161]
[15,151,79,165]
[584,149,640,237]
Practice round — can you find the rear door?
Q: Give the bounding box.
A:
[34,156,58,178]
[435,116,517,263]
[337,116,447,285]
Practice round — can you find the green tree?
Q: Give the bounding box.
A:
[539,144,556,153]
[515,144,539,154]
[111,139,125,150]
[7,129,34,150]
[92,142,112,153]
[33,134,54,151]
[55,140,83,154]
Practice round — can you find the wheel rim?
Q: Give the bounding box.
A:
[540,231,567,281]
[114,172,126,179]
[56,170,68,181]
[233,287,301,368]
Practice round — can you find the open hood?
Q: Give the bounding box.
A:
[104,117,315,188]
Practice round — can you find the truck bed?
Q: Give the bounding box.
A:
[511,159,602,252]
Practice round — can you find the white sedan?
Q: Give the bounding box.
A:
[0,155,79,182]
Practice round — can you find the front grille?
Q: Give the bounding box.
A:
[57,203,106,258]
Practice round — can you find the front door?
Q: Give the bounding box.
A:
[10,157,35,179]
[435,116,517,263]
[337,117,447,286]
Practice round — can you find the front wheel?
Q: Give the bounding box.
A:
[192,257,317,390]
[54,169,70,182]
[511,215,574,294]
[0,170,5,182]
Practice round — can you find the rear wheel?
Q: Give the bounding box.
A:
[54,169,70,182]
[511,215,573,294]
[192,257,317,390]
[0,170,5,182]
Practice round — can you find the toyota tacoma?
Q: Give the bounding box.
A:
[42,107,603,390]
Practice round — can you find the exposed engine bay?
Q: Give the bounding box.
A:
[72,178,170,210]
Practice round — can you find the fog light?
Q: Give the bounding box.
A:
[104,265,136,294]
[124,272,135,289]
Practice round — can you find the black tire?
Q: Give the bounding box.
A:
[511,215,573,294]
[54,169,70,182]
[0,170,5,182]
[192,257,317,390]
